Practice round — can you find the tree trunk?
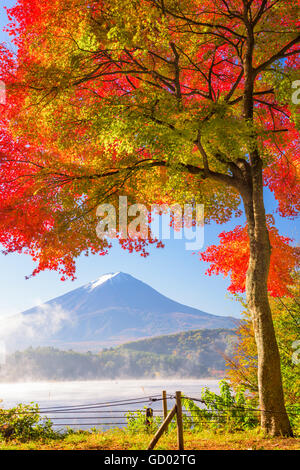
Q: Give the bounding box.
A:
[242,160,293,437]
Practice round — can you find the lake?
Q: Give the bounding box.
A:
[0,379,221,430]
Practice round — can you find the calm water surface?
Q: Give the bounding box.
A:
[0,379,221,430]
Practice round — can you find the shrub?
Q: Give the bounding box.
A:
[0,403,57,441]
[182,380,258,432]
[126,407,163,434]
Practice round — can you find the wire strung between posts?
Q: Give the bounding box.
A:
[37,394,169,411]
[45,412,259,420]
[1,398,167,415]
[9,409,165,415]
[51,422,128,426]
[48,416,151,420]
[183,396,300,416]
[36,396,169,413]
[49,419,223,427]
[2,393,298,421]
[36,400,165,414]
[0,396,171,416]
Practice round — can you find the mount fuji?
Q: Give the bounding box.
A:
[15,272,238,351]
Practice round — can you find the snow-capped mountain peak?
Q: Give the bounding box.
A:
[16,272,238,351]
[88,272,121,290]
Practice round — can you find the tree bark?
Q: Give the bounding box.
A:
[239,4,293,435]
[242,159,293,437]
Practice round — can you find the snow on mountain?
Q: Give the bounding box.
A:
[88,272,120,290]
[8,272,238,351]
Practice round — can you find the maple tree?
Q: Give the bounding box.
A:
[225,276,300,431]
[0,0,299,435]
[200,216,299,298]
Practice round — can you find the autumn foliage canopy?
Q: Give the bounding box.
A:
[200,217,299,297]
[0,0,299,291]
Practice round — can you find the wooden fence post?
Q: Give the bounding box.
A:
[175,391,184,450]
[147,405,177,450]
[145,407,153,428]
[162,390,168,420]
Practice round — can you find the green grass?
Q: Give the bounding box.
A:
[0,428,299,450]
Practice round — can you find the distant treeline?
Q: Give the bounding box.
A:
[0,329,236,381]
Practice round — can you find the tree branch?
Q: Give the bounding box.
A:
[254,35,300,75]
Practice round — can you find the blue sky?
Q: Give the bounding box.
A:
[0,1,299,320]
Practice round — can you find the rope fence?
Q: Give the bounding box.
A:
[1,390,299,448]
[184,396,300,416]
[0,394,173,430]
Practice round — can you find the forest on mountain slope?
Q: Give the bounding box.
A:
[0,329,236,381]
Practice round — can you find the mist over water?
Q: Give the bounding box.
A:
[0,379,220,407]
[0,379,220,430]
[0,304,73,352]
